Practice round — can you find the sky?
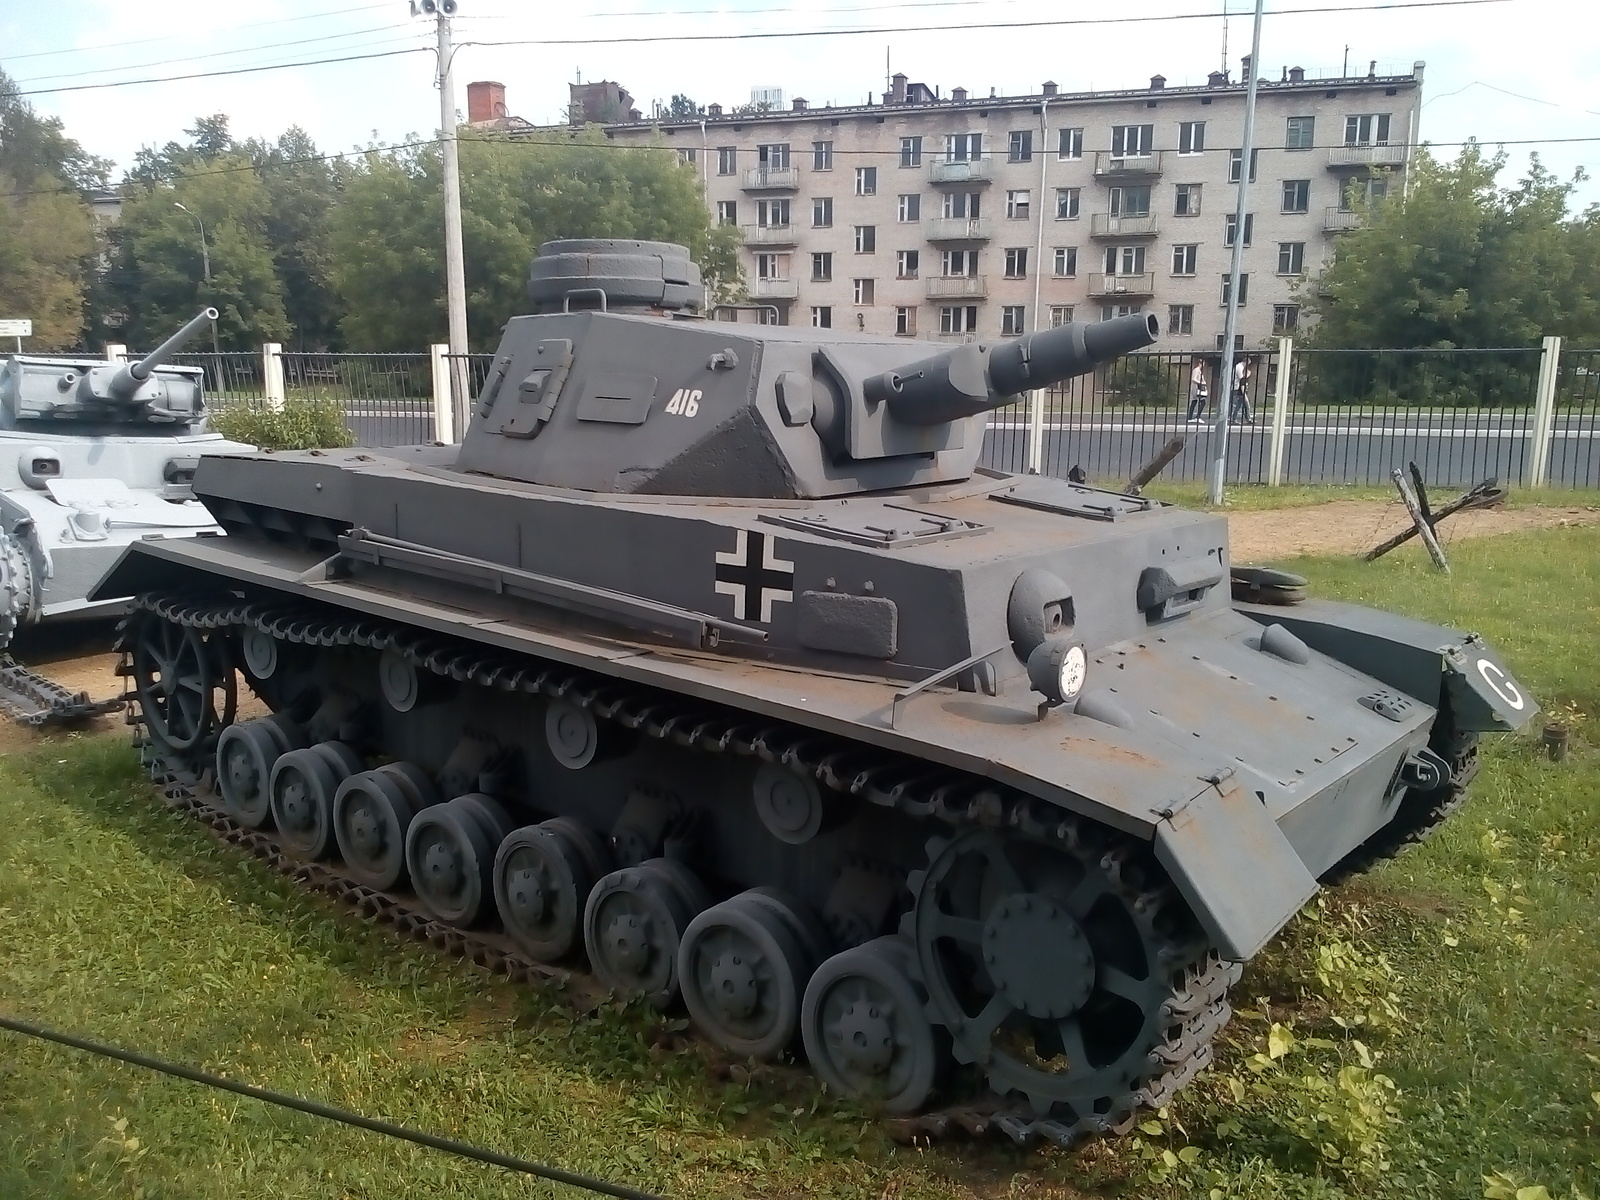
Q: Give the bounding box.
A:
[2,0,1595,209]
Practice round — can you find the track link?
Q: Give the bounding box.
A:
[121,591,1238,1149]
[0,655,124,727]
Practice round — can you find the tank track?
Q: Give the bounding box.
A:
[0,654,125,728]
[119,591,1238,1149]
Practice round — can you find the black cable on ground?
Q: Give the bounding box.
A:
[0,1013,667,1200]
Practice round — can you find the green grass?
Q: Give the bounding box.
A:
[1140,482,1600,513]
[3,528,1598,1199]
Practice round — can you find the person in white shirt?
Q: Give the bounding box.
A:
[1229,357,1254,424]
[1186,358,1210,422]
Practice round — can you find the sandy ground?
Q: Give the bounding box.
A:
[3,500,1595,748]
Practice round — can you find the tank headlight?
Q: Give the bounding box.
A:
[1027,639,1088,706]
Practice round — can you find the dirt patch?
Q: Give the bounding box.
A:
[1228,500,1600,564]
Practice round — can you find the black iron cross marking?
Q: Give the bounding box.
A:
[714,529,794,622]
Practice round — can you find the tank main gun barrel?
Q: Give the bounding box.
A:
[863,312,1160,426]
[108,307,219,400]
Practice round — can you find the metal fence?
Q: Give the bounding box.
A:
[1552,348,1600,487]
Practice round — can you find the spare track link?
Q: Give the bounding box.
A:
[0,654,124,728]
[120,592,1238,1150]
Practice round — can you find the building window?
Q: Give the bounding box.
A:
[941,249,979,277]
[945,132,982,161]
[811,252,832,281]
[716,200,737,225]
[855,166,878,196]
[812,196,833,227]
[757,143,791,169]
[1228,148,1258,183]
[1344,113,1391,145]
[1168,304,1194,335]
[1281,179,1310,213]
[1285,115,1314,150]
[1102,304,1142,320]
[1174,183,1202,216]
[1001,305,1027,336]
[1049,305,1074,327]
[1221,273,1249,306]
[1172,244,1197,275]
[1053,246,1078,276]
[1005,189,1031,219]
[1224,212,1254,247]
[1339,176,1389,211]
[1273,304,1300,332]
[677,148,697,165]
[1277,241,1306,275]
[1055,187,1081,220]
[1216,332,1245,351]
[896,306,917,336]
[854,278,876,305]
[1057,127,1084,159]
[756,253,787,280]
[900,136,923,167]
[717,146,737,175]
[811,306,833,328]
[1105,245,1146,275]
[1108,185,1151,217]
[940,304,979,333]
[942,191,980,218]
[757,198,789,227]
[1178,121,1206,154]
[897,249,920,278]
[854,225,876,253]
[1004,248,1028,278]
[898,193,921,222]
[1111,124,1154,157]
[757,308,782,326]
[812,140,833,170]
[1008,130,1033,162]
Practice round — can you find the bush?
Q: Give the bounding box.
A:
[209,397,355,450]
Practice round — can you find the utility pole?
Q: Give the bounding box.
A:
[174,202,221,358]
[1208,0,1264,506]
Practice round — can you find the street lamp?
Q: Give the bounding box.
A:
[174,202,222,358]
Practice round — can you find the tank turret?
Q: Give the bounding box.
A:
[456,242,1153,498]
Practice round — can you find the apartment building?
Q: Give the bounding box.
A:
[596,60,1423,345]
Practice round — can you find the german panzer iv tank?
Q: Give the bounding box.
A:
[92,241,1537,1145]
[1,308,253,723]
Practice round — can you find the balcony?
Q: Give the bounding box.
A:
[1326,144,1406,169]
[1323,207,1364,232]
[928,157,993,185]
[1092,151,1165,179]
[750,278,799,300]
[1087,272,1155,298]
[1089,213,1159,239]
[925,217,992,242]
[742,166,799,191]
[741,223,797,247]
[925,275,988,299]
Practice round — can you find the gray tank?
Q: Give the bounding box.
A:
[0,308,253,651]
[92,242,1537,1144]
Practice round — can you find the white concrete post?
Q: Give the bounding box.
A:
[105,343,127,362]
[1267,336,1293,486]
[430,343,456,444]
[262,342,286,411]
[1525,335,1561,490]
[1026,390,1044,474]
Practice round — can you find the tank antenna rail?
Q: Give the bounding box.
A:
[119,593,1238,1150]
[0,655,124,727]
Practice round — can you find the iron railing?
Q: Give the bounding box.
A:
[1551,348,1600,488]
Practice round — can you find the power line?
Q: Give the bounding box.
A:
[0,1013,667,1200]
[12,47,432,98]
[0,3,397,62]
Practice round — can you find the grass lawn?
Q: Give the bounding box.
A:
[2,528,1597,1199]
[1140,482,1600,513]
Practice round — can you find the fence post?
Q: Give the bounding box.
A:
[430,343,456,444]
[105,343,126,362]
[1267,336,1293,487]
[1026,389,1044,474]
[1525,335,1561,490]
[262,343,286,411]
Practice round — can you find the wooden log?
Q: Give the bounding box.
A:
[1124,436,1188,495]
[1392,467,1450,573]
[1362,477,1505,561]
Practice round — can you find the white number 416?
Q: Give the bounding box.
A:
[663,388,702,417]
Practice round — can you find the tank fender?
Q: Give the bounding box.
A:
[1154,774,1319,961]
[1236,598,1537,733]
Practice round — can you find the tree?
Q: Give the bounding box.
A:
[247,127,345,349]
[667,94,705,119]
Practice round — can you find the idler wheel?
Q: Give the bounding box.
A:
[679,889,829,1060]
[405,793,516,927]
[801,935,940,1114]
[215,714,306,828]
[583,859,709,1009]
[333,763,439,889]
[269,741,363,860]
[493,818,612,962]
[131,613,236,754]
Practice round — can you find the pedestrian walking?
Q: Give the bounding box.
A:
[1229,357,1254,424]
[1186,358,1210,422]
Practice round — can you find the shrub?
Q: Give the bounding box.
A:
[209,397,355,451]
